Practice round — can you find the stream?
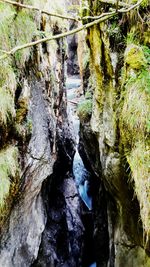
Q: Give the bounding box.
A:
[66,76,96,267]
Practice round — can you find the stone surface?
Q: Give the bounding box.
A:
[0,1,82,266]
[78,0,150,265]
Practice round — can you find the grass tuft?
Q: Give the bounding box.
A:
[0,146,19,208]
[77,99,92,123]
[0,87,15,125]
[127,142,150,237]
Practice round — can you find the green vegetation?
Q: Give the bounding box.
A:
[0,87,15,125]
[0,59,16,125]
[16,98,28,124]
[0,146,19,208]
[0,3,16,52]
[120,44,150,238]
[77,99,92,123]
[127,142,150,237]
[124,44,146,70]
[12,10,37,66]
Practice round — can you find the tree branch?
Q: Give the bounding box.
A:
[82,0,143,20]
[0,0,143,61]
[118,0,143,12]
[0,0,78,21]
[0,13,116,60]
[98,0,130,8]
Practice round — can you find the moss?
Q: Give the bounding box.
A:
[77,99,92,123]
[16,98,28,124]
[11,9,37,67]
[120,45,150,149]
[120,43,150,240]
[143,46,150,65]
[120,80,149,148]
[88,26,103,107]
[116,246,150,267]
[127,143,150,237]
[0,87,15,125]
[0,59,16,90]
[125,44,146,70]
[0,146,19,208]
[85,90,92,99]
[140,0,149,8]
[0,3,16,52]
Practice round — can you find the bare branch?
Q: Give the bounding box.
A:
[82,0,143,20]
[118,0,143,13]
[0,0,143,61]
[0,13,116,60]
[0,0,78,21]
[98,0,130,8]
[82,11,116,20]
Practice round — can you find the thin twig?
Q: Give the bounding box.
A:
[82,11,116,20]
[82,0,143,20]
[0,0,78,21]
[118,0,143,13]
[98,0,130,7]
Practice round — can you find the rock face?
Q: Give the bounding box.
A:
[78,0,150,266]
[67,23,80,76]
[0,0,149,266]
[0,1,84,266]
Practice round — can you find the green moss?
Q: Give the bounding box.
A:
[16,98,28,124]
[120,43,150,239]
[77,99,92,123]
[11,10,37,66]
[0,59,16,129]
[0,146,19,208]
[0,87,15,125]
[120,72,150,149]
[0,3,16,52]
[140,0,149,8]
[85,90,92,99]
[127,143,150,236]
[120,45,150,149]
[143,46,150,65]
[0,59,16,89]
[88,26,103,107]
[125,44,146,70]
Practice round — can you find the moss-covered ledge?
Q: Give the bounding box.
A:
[119,43,150,245]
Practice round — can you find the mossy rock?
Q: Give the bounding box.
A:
[77,99,92,123]
[0,146,19,208]
[0,87,15,126]
[125,44,146,70]
[16,98,28,124]
[120,43,150,240]
[127,142,150,237]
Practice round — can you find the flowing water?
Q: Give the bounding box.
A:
[66,76,96,267]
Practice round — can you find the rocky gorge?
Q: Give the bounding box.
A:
[0,0,150,266]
